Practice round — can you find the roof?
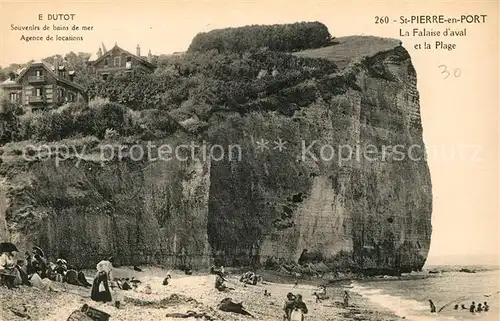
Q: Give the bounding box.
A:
[0,79,21,87]
[89,43,156,69]
[11,61,85,92]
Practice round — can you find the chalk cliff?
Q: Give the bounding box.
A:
[0,36,432,274]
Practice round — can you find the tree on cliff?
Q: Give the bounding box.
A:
[0,89,21,144]
[188,21,333,53]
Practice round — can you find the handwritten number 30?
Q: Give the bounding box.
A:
[439,65,461,79]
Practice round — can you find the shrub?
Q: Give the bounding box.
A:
[188,22,332,53]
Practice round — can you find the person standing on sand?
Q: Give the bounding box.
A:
[292,294,308,321]
[96,256,115,283]
[283,292,296,321]
[91,270,112,302]
[429,300,436,313]
[343,290,351,307]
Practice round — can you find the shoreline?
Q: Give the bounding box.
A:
[4,266,497,320]
[1,267,405,321]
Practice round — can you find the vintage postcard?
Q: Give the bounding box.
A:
[0,0,498,320]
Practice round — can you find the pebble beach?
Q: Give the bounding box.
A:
[0,267,404,321]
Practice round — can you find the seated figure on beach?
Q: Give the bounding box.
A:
[240,271,258,285]
[54,259,68,276]
[163,270,173,285]
[461,304,467,310]
[469,302,476,313]
[32,254,48,279]
[215,274,230,292]
[0,250,18,289]
[483,302,489,312]
[15,260,31,286]
[313,291,329,303]
[476,303,482,312]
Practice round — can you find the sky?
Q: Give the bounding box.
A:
[0,0,498,266]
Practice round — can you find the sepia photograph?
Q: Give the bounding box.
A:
[0,1,498,320]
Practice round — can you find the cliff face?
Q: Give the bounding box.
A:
[0,36,432,274]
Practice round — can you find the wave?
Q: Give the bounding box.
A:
[350,282,460,321]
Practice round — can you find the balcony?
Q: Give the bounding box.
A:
[28,95,45,104]
[28,75,46,83]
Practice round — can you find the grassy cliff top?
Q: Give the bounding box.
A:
[293,36,403,69]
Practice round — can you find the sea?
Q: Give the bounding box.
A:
[350,266,500,321]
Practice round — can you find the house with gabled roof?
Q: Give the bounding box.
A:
[0,59,86,111]
[87,43,157,80]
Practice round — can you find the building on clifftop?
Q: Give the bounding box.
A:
[86,42,157,80]
[0,59,86,111]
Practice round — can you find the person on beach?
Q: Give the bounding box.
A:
[15,259,31,286]
[54,259,68,275]
[292,294,308,321]
[215,274,233,291]
[454,304,459,310]
[483,302,489,312]
[429,300,436,313]
[469,302,476,313]
[343,290,351,307]
[476,303,482,312]
[96,256,115,283]
[91,270,112,302]
[461,304,467,310]
[32,254,48,279]
[283,292,296,321]
[0,250,18,289]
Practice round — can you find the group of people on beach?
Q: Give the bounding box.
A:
[0,244,91,291]
[283,292,308,321]
[429,298,490,314]
[454,301,490,313]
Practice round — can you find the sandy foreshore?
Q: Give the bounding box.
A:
[1,267,404,321]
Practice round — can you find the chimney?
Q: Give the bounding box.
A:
[148,49,152,62]
[54,57,60,75]
[136,44,141,57]
[97,47,103,58]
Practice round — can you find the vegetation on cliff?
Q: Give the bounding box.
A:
[0,23,431,273]
[188,21,333,53]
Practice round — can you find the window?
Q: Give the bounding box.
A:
[102,73,109,80]
[104,58,109,66]
[68,92,75,102]
[126,57,132,69]
[35,88,42,97]
[114,57,121,67]
[35,70,42,76]
[9,93,17,102]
